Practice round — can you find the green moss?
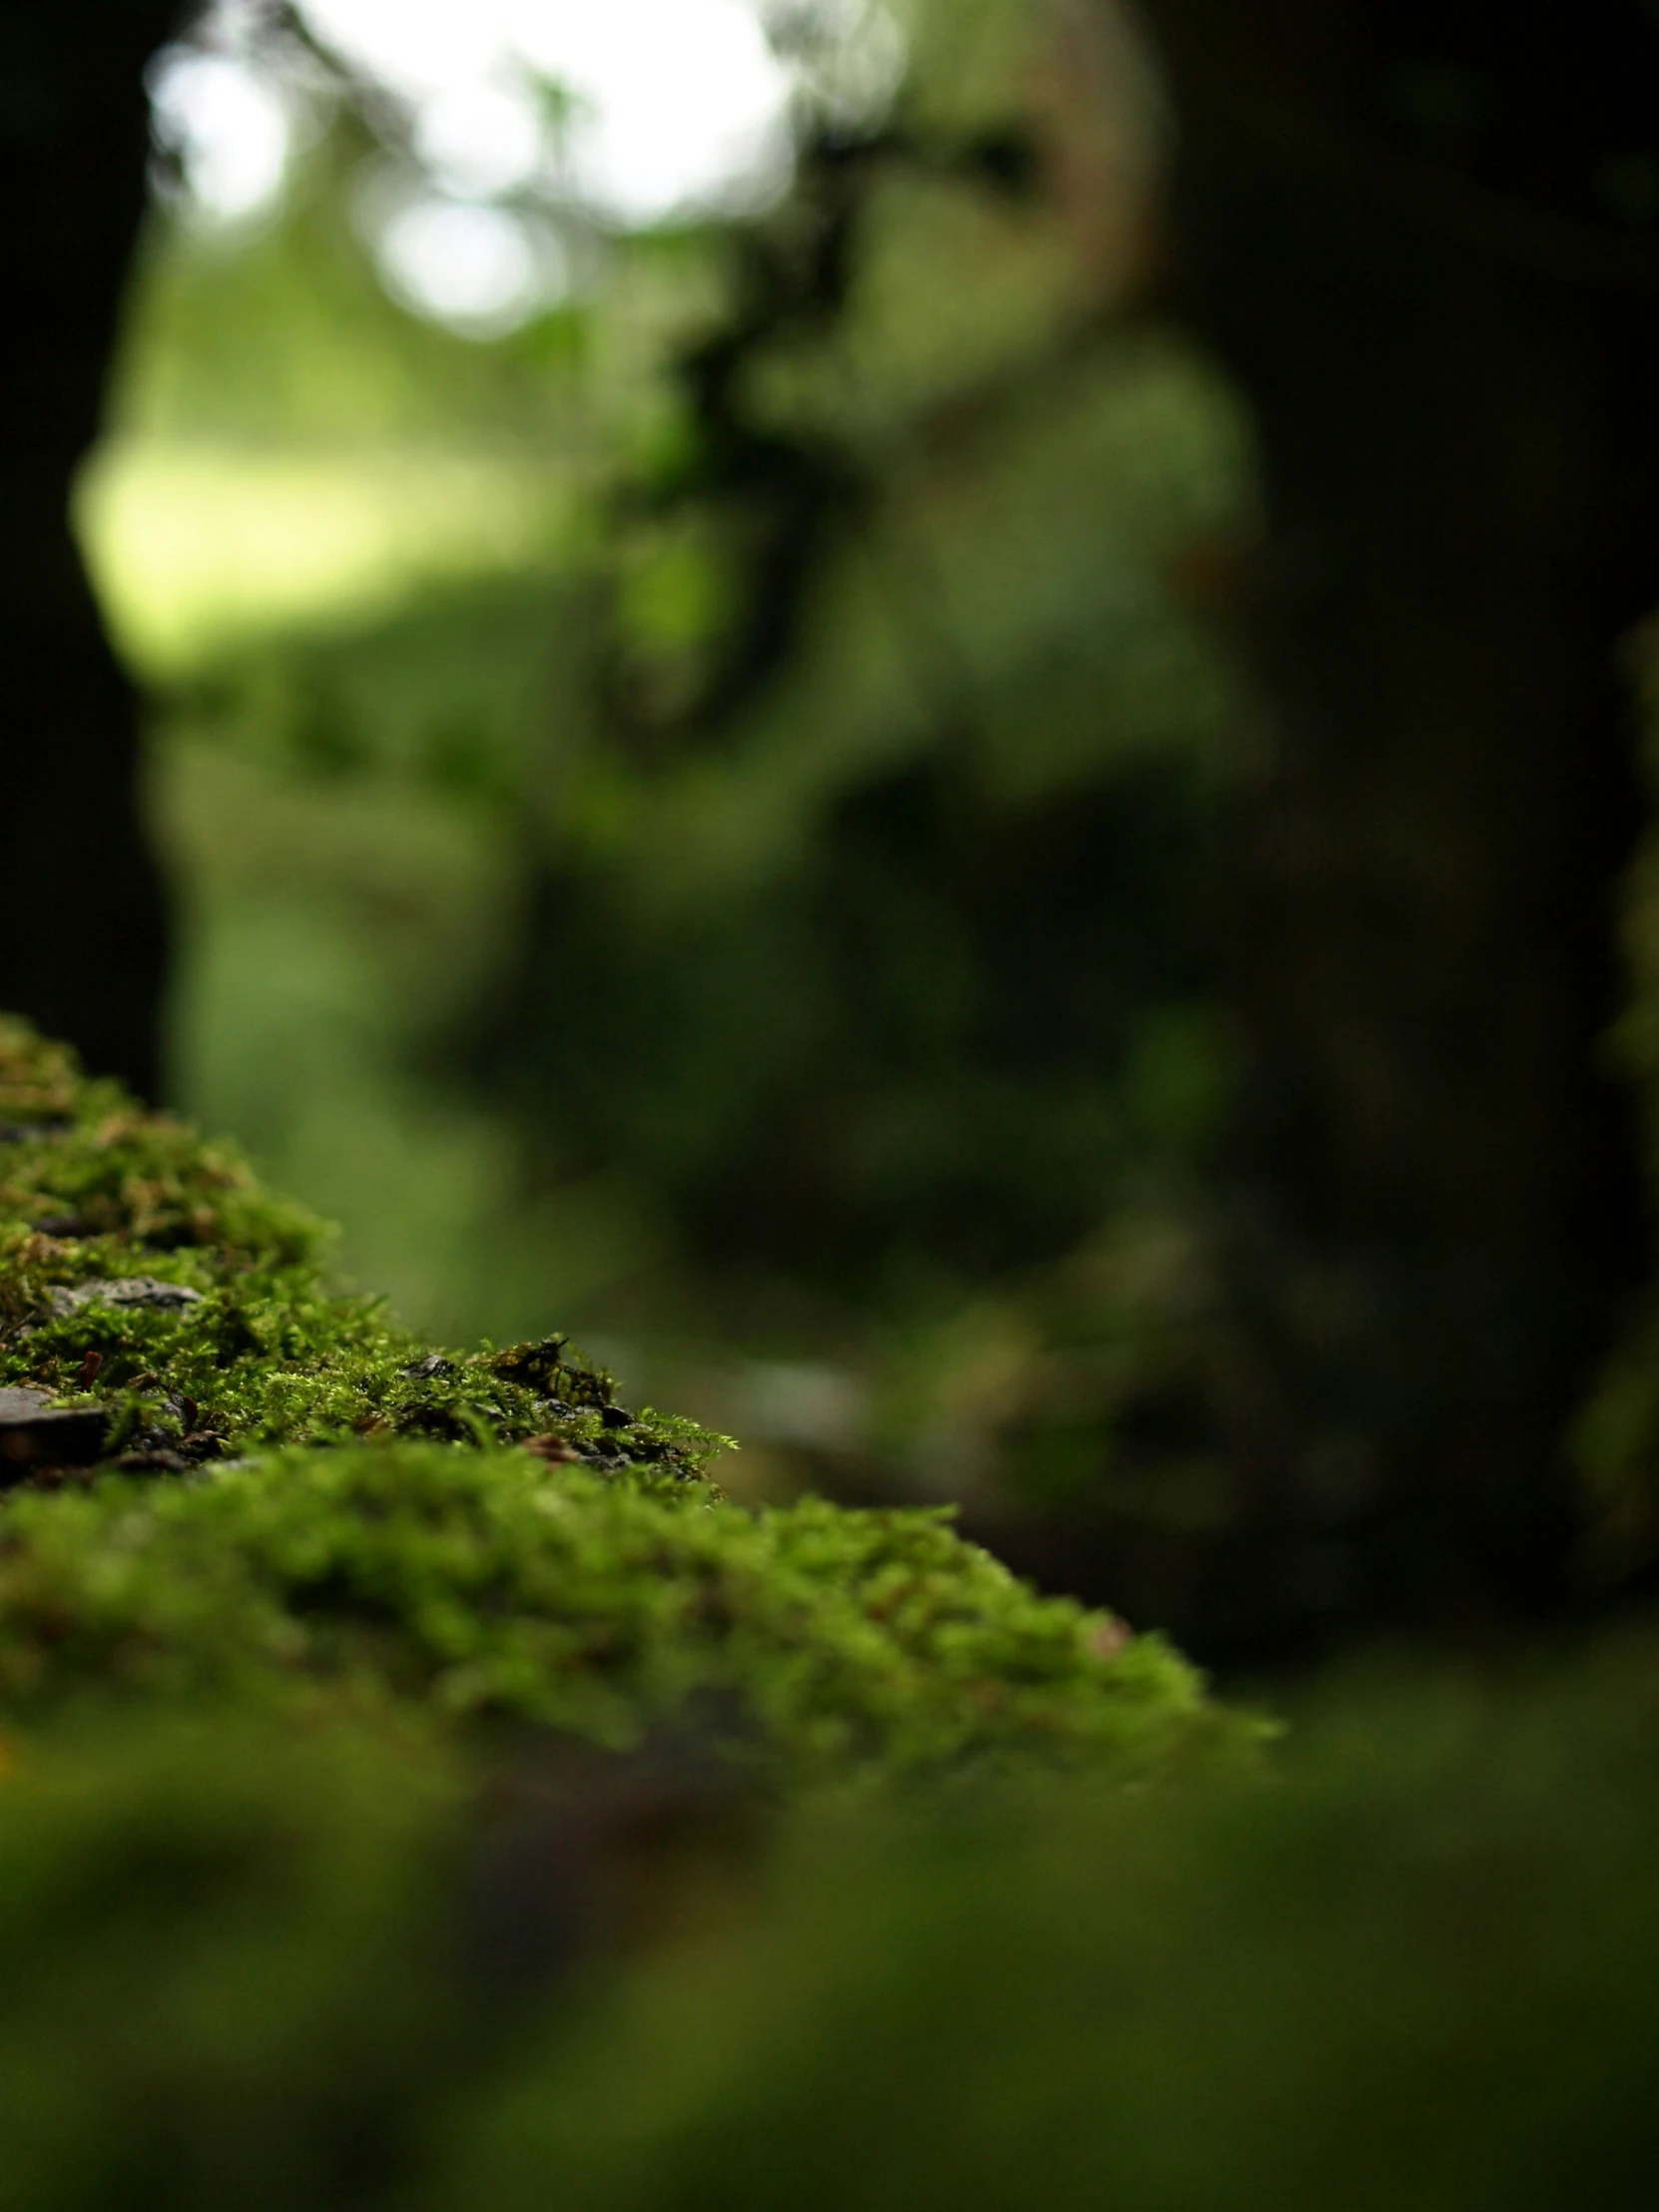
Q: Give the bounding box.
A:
[0,1016,722,1482]
[0,1443,1234,1779]
[0,1017,1251,1781]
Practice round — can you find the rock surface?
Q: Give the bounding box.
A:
[0,1384,109,1475]
[48,1277,206,1318]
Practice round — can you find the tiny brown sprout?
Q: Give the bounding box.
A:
[524,1434,583,1465]
[77,1351,103,1390]
[1087,1616,1132,1661]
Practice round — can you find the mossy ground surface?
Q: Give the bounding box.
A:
[0,1017,1269,2211]
[0,1016,1247,1781]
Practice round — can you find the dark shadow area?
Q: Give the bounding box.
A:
[0,3,176,1095]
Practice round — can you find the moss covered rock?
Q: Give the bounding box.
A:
[0,1016,1250,1781]
[0,1018,718,1483]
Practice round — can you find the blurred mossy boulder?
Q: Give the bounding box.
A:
[440,1644,1659,2212]
[8,1650,1659,2209]
[0,1717,461,2212]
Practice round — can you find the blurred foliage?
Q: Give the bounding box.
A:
[1568,613,1659,1577]
[85,0,1265,1550]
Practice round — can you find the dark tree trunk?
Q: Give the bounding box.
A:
[1123,1,1659,1647]
[0,5,179,1096]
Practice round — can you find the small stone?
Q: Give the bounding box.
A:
[49,1277,205,1319]
[404,1354,458,1381]
[0,1386,109,1476]
[581,1449,630,1474]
